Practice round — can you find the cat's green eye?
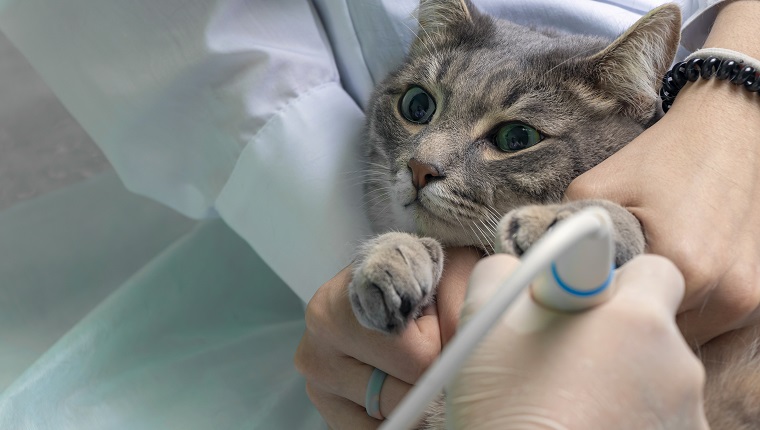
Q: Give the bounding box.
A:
[494,123,542,152]
[400,86,436,124]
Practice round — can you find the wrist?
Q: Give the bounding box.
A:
[667,1,760,122]
[669,77,760,127]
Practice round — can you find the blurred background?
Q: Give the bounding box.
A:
[0,31,110,210]
[0,29,317,428]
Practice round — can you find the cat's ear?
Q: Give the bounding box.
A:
[588,4,681,120]
[412,0,476,53]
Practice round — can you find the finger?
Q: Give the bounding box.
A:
[565,164,636,207]
[613,254,685,315]
[345,310,442,384]
[460,254,521,321]
[436,247,482,344]
[306,266,442,383]
[677,268,760,346]
[297,330,414,419]
[312,276,442,384]
[313,350,412,417]
[306,382,380,430]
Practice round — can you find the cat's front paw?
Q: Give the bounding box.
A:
[496,204,571,257]
[496,200,645,266]
[349,233,444,333]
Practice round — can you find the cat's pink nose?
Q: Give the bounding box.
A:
[408,158,442,190]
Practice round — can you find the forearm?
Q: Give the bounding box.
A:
[672,1,760,121]
[654,0,760,331]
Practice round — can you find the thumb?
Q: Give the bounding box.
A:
[460,254,521,324]
[613,254,685,316]
[564,158,638,207]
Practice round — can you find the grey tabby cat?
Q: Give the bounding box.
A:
[351,0,666,334]
[350,0,758,428]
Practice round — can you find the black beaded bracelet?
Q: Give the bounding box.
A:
[660,50,760,113]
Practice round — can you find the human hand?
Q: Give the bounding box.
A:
[565,81,760,346]
[447,254,709,430]
[294,247,480,429]
[565,1,760,348]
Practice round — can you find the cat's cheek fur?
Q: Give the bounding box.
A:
[391,169,418,226]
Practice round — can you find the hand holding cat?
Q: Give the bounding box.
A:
[295,247,481,429]
[448,253,709,430]
[566,0,760,348]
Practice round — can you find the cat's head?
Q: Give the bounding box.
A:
[364,0,680,246]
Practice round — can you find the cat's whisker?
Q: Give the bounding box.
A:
[478,206,501,231]
[353,171,391,180]
[483,212,500,230]
[451,211,472,246]
[364,193,393,207]
[355,173,390,181]
[337,175,389,188]
[362,193,391,213]
[364,194,395,207]
[482,222,497,245]
[485,204,504,220]
[355,165,392,176]
[364,190,393,207]
[478,218,497,249]
[467,223,489,256]
[357,180,389,187]
[339,172,390,185]
[365,187,393,197]
[487,218,500,233]
[357,160,393,171]
[357,181,389,189]
[367,199,391,213]
[471,221,492,256]
[453,213,466,231]
[353,169,392,179]
[343,167,389,175]
[364,183,394,192]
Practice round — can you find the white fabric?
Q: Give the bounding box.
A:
[0,173,322,429]
[215,82,368,298]
[0,0,374,303]
[682,0,729,51]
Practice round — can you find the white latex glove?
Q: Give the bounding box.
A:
[447,254,710,430]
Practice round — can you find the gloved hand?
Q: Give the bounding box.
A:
[447,254,710,430]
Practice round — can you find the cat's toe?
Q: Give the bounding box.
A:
[349,280,407,333]
[349,265,428,333]
[501,215,526,256]
[496,205,564,256]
